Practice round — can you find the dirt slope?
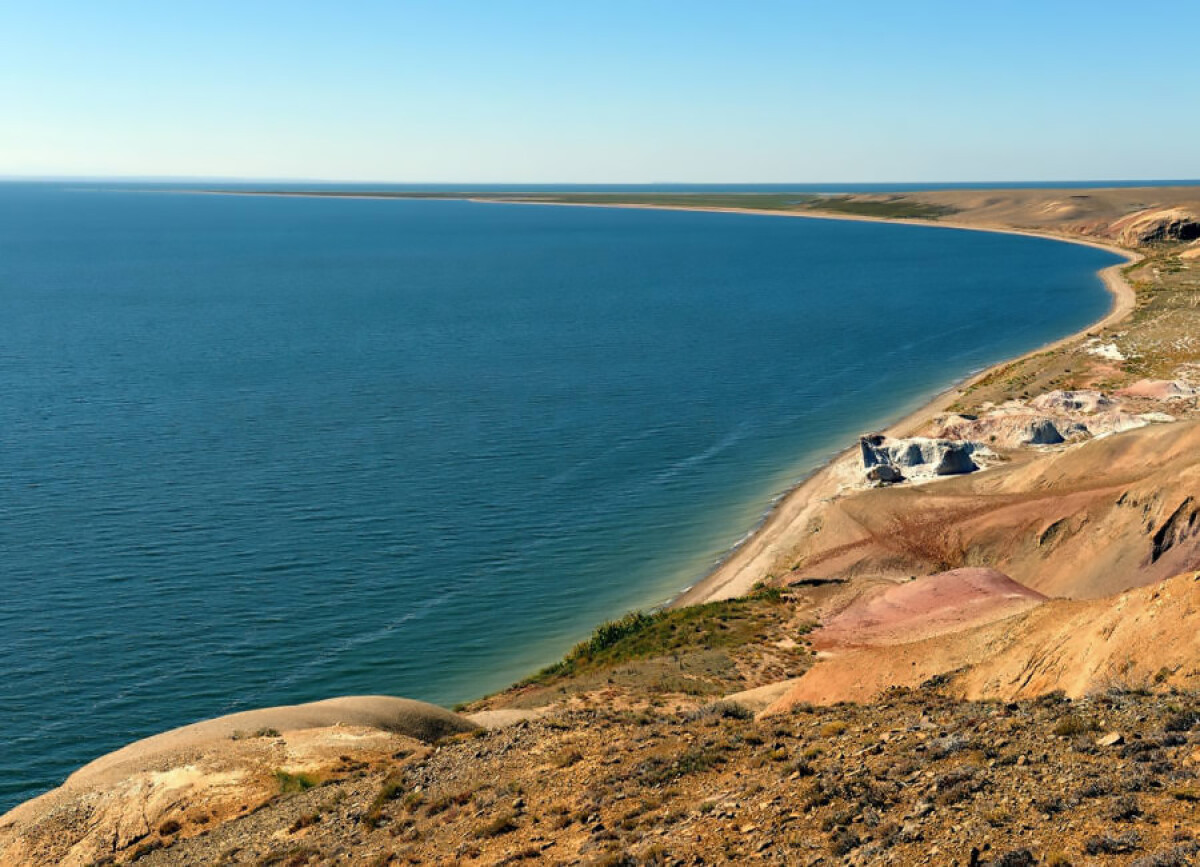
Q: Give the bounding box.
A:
[809,567,1046,651]
[767,571,1200,711]
[783,420,1200,600]
[892,186,1200,240]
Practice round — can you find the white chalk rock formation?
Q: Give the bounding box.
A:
[860,435,981,480]
[1029,390,1112,414]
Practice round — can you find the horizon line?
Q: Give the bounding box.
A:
[4,174,1200,187]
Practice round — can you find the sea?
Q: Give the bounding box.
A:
[0,182,1125,809]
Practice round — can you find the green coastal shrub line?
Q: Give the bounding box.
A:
[521,584,799,687]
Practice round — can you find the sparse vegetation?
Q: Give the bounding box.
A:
[799,195,956,220]
[231,727,282,740]
[1053,714,1098,736]
[819,720,848,737]
[362,773,407,828]
[357,191,958,221]
[288,812,321,832]
[519,585,801,686]
[1084,831,1143,855]
[24,687,1197,864]
[685,700,755,722]
[474,811,518,838]
[424,789,472,816]
[274,770,318,795]
[553,748,584,768]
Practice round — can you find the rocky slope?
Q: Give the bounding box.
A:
[13,688,1198,866]
[4,569,1195,865]
[0,698,478,867]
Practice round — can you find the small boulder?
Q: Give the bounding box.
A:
[1096,731,1124,747]
[1061,421,1091,441]
[867,464,904,484]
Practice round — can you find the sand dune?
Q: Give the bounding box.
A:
[64,695,476,792]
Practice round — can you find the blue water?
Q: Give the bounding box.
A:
[0,183,1120,810]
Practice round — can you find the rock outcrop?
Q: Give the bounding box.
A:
[860,435,980,479]
[932,410,1089,450]
[1114,207,1200,246]
[791,420,1200,599]
[866,463,904,483]
[1024,417,1064,444]
[1028,389,1112,414]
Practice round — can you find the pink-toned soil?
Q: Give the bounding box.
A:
[810,567,1046,651]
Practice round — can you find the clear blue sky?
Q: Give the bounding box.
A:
[3,1,1197,182]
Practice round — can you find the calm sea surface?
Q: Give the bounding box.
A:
[0,184,1120,808]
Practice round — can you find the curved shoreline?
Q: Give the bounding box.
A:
[175,189,1140,607]
[480,201,1139,607]
[640,209,1139,605]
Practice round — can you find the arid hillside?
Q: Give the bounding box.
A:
[829,187,1200,244]
[776,420,1200,600]
[16,688,1200,866]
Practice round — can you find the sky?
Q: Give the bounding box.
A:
[2,1,1198,183]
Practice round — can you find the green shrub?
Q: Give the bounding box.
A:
[362,773,407,827]
[274,770,318,794]
[1053,715,1097,737]
[521,585,795,686]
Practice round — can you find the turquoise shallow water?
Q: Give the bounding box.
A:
[0,184,1119,809]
